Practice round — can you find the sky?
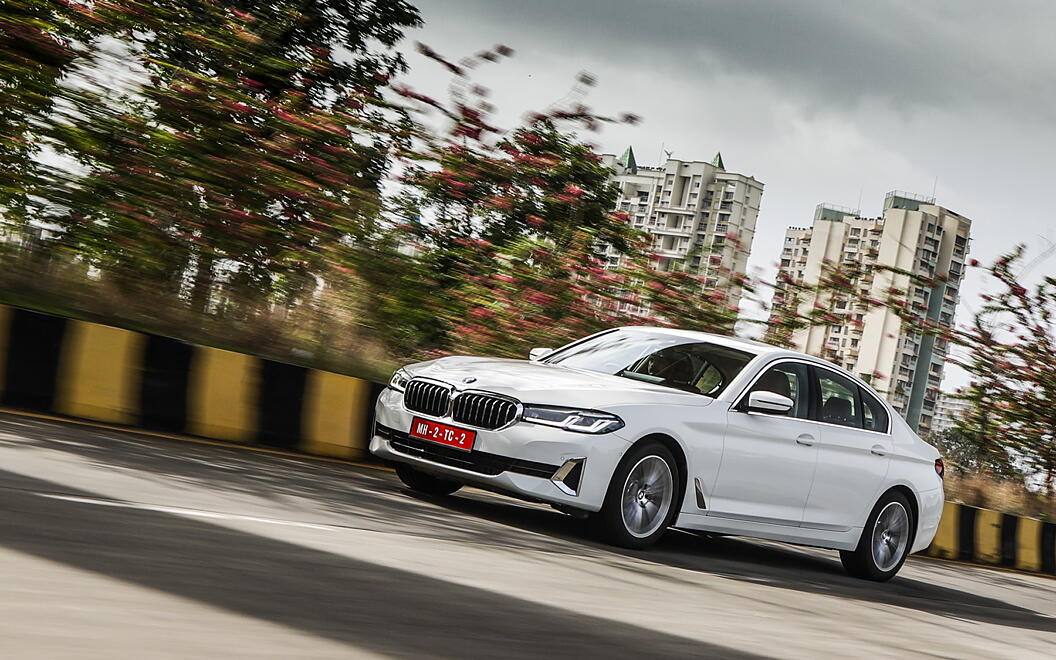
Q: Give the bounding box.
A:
[398,0,1056,390]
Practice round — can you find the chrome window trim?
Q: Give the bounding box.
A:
[812,363,892,435]
[729,357,813,421]
[730,357,892,436]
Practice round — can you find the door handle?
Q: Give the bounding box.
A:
[796,435,814,446]
[870,445,887,456]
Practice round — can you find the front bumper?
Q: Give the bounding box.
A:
[370,387,632,512]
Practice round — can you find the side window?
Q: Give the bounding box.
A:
[860,387,889,433]
[748,362,810,419]
[814,368,862,428]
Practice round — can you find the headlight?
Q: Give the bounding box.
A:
[521,405,624,434]
[388,368,411,392]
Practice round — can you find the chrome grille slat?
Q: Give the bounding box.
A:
[403,379,519,430]
[451,390,518,430]
[404,379,450,417]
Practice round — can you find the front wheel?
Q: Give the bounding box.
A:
[591,441,679,549]
[394,463,462,496]
[840,491,914,581]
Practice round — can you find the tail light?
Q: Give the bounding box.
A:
[934,458,944,479]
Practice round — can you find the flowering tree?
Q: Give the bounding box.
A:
[762,256,910,350]
[4,1,421,314]
[350,44,647,355]
[946,248,1056,492]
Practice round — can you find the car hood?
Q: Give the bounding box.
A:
[405,356,712,408]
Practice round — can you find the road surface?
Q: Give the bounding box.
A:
[0,412,1054,658]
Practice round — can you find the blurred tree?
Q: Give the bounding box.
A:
[949,248,1056,493]
[354,44,644,354]
[6,1,421,312]
[938,386,1021,478]
[762,257,896,350]
[0,1,103,220]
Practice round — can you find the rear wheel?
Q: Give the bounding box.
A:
[592,442,679,549]
[395,463,462,496]
[840,491,914,581]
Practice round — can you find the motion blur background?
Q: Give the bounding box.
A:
[3,2,1056,514]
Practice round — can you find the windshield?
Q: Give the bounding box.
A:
[541,329,755,396]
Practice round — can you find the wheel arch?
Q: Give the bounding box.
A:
[878,484,920,546]
[629,433,689,518]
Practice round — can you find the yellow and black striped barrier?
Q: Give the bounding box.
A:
[0,305,382,460]
[2,304,1055,576]
[927,501,1056,574]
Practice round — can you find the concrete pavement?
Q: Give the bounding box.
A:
[0,413,1054,658]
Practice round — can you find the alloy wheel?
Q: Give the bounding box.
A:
[871,501,909,572]
[620,455,674,538]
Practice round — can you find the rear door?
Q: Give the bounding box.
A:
[709,361,819,526]
[801,366,892,531]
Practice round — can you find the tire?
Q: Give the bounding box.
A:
[395,463,462,496]
[591,441,680,549]
[840,491,915,582]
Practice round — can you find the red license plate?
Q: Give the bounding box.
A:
[409,417,477,451]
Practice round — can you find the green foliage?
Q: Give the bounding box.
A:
[3,1,421,310]
[928,427,1020,479]
[949,248,1056,492]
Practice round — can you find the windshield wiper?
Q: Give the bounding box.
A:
[617,370,664,384]
[617,370,711,395]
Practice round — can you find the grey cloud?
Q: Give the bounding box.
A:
[413,0,1056,119]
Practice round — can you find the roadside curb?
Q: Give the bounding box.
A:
[0,406,391,473]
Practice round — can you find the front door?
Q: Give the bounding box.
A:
[709,361,819,526]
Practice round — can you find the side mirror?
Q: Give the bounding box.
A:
[745,391,794,415]
[529,347,552,361]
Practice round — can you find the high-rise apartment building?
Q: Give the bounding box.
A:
[777,192,972,433]
[599,148,764,303]
[932,391,970,434]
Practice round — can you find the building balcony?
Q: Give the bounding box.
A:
[654,246,690,258]
[654,204,699,215]
[649,225,693,237]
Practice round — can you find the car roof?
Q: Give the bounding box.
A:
[615,325,792,356]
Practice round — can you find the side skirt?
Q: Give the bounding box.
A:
[674,511,861,551]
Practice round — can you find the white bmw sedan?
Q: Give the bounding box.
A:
[370,326,945,581]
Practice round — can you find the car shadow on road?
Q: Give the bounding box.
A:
[421,489,1056,634]
[0,468,763,659]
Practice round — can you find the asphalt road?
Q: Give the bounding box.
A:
[1,413,1054,659]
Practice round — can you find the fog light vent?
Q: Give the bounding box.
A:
[551,458,585,496]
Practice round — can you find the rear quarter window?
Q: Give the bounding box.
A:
[860,387,890,433]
